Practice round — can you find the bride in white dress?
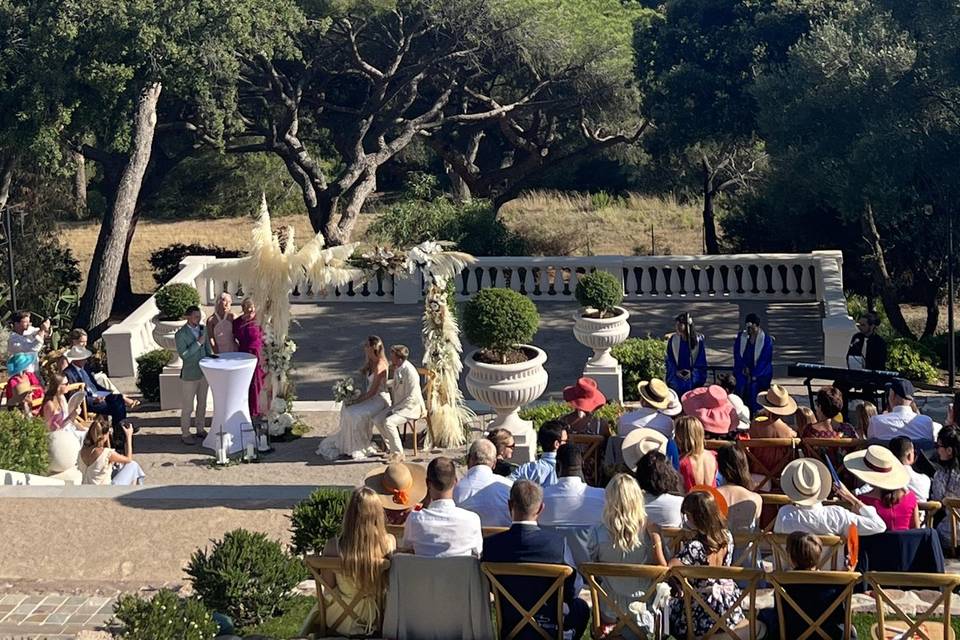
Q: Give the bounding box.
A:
[317,335,392,460]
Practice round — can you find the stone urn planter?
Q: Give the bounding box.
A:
[573,306,631,368]
[465,345,549,434]
[152,319,185,367]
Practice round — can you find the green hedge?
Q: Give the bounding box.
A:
[887,338,939,383]
[611,337,667,401]
[520,402,624,431]
[0,411,49,474]
[113,590,218,640]
[136,349,172,402]
[289,488,350,556]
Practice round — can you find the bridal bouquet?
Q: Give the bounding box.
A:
[333,377,360,403]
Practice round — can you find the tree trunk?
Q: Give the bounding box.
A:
[701,162,720,255]
[446,162,472,203]
[113,206,141,311]
[75,82,162,336]
[861,202,915,339]
[0,153,15,214]
[72,150,87,218]
[324,170,377,245]
[923,297,940,340]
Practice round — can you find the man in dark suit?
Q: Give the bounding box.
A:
[846,312,888,371]
[482,480,590,640]
[64,345,130,449]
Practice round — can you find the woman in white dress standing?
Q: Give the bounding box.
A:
[317,336,392,460]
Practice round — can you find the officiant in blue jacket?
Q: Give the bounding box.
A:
[733,313,773,413]
[666,312,708,395]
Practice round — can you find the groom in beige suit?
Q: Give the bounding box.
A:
[374,345,426,459]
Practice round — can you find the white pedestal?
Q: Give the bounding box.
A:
[200,353,257,456]
[584,361,623,403]
[159,365,182,410]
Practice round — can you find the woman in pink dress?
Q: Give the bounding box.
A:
[233,298,266,419]
[206,292,237,354]
[844,445,920,531]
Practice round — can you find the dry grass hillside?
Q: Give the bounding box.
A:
[61,191,705,294]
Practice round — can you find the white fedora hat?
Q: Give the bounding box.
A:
[781,458,832,506]
[844,445,909,491]
[622,428,669,472]
[64,346,93,362]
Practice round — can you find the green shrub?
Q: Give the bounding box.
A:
[113,589,218,640]
[887,338,939,383]
[921,332,957,369]
[463,289,540,360]
[186,529,305,629]
[135,349,172,402]
[845,293,895,340]
[155,283,201,320]
[575,271,624,316]
[611,337,668,401]
[289,488,350,556]
[520,402,625,430]
[0,411,49,474]
[150,244,244,289]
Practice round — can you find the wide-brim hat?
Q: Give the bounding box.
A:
[689,484,729,518]
[621,428,669,471]
[844,445,910,491]
[638,378,671,410]
[756,385,798,416]
[6,352,34,376]
[64,346,93,363]
[663,389,682,418]
[681,385,738,435]
[563,377,606,413]
[781,458,832,506]
[728,394,751,430]
[363,462,427,511]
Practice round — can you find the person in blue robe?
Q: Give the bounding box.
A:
[733,313,773,413]
[666,312,707,395]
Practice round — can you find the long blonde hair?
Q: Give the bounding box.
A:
[674,416,705,457]
[360,335,386,376]
[339,487,392,594]
[82,416,112,450]
[603,474,647,552]
[795,406,816,431]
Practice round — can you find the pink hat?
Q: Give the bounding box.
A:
[681,385,738,435]
[563,377,606,413]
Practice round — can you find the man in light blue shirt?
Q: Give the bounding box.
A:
[510,421,567,487]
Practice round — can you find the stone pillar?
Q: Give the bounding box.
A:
[583,361,624,403]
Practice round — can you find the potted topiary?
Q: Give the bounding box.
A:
[572,270,630,367]
[152,283,201,367]
[463,289,548,460]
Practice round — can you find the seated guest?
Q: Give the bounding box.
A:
[749,385,798,489]
[456,439,513,527]
[587,474,666,637]
[5,352,42,415]
[487,428,518,477]
[774,458,886,536]
[889,436,930,501]
[403,457,482,557]
[619,378,676,438]
[668,491,744,637]
[854,401,878,439]
[510,421,566,486]
[930,426,960,546]
[868,378,941,448]
[316,486,395,637]
[78,416,144,485]
[42,374,82,435]
[364,461,428,526]
[716,445,762,531]
[795,406,816,434]
[845,446,919,531]
[621,426,679,473]
[68,329,139,409]
[717,373,750,429]
[7,311,49,373]
[634,451,684,528]
[682,385,739,440]
[560,377,610,436]
[64,345,129,450]
[801,386,858,439]
[541,445,605,526]
[675,416,717,491]
[482,480,590,640]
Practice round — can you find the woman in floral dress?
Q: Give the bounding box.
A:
[668,490,744,637]
[233,298,266,420]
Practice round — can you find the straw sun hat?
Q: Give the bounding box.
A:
[781,458,833,506]
[363,462,427,510]
[637,378,671,410]
[843,445,909,491]
[621,428,669,471]
[756,385,798,416]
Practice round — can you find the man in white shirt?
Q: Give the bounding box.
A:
[618,378,678,438]
[403,456,483,557]
[7,311,49,374]
[456,439,513,527]
[540,445,605,526]
[774,458,886,536]
[867,378,941,448]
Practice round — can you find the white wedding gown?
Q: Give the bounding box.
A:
[316,373,391,460]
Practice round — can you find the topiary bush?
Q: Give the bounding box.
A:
[155,283,201,321]
[575,270,624,317]
[289,488,350,556]
[186,529,305,629]
[463,289,540,363]
[135,349,172,402]
[0,411,49,474]
[611,337,668,401]
[150,243,244,289]
[520,402,625,431]
[887,338,940,383]
[113,589,218,640]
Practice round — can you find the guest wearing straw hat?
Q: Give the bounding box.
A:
[774,458,886,536]
[560,377,610,436]
[622,427,669,473]
[364,460,428,524]
[5,352,42,415]
[748,385,798,490]
[845,446,918,531]
[402,457,482,558]
[64,345,129,449]
[619,378,675,438]
[681,385,739,439]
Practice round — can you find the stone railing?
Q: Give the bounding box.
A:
[104,251,854,377]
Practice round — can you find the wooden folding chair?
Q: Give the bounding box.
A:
[798,437,864,459]
[942,497,960,550]
[670,565,764,640]
[301,555,390,638]
[866,571,960,640]
[659,527,762,570]
[919,500,942,529]
[766,533,846,570]
[387,524,507,542]
[768,570,860,640]
[579,562,669,639]
[65,382,90,427]
[482,562,573,640]
[401,368,435,456]
[740,438,799,492]
[570,433,604,486]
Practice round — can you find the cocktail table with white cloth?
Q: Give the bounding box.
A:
[200,352,257,457]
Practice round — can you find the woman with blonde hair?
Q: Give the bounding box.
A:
[317,336,391,460]
[314,487,395,636]
[78,416,144,485]
[854,401,878,439]
[41,373,82,436]
[587,474,666,638]
[675,416,717,491]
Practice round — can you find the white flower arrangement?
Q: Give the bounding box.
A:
[266,397,296,436]
[263,328,297,377]
[333,376,360,403]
